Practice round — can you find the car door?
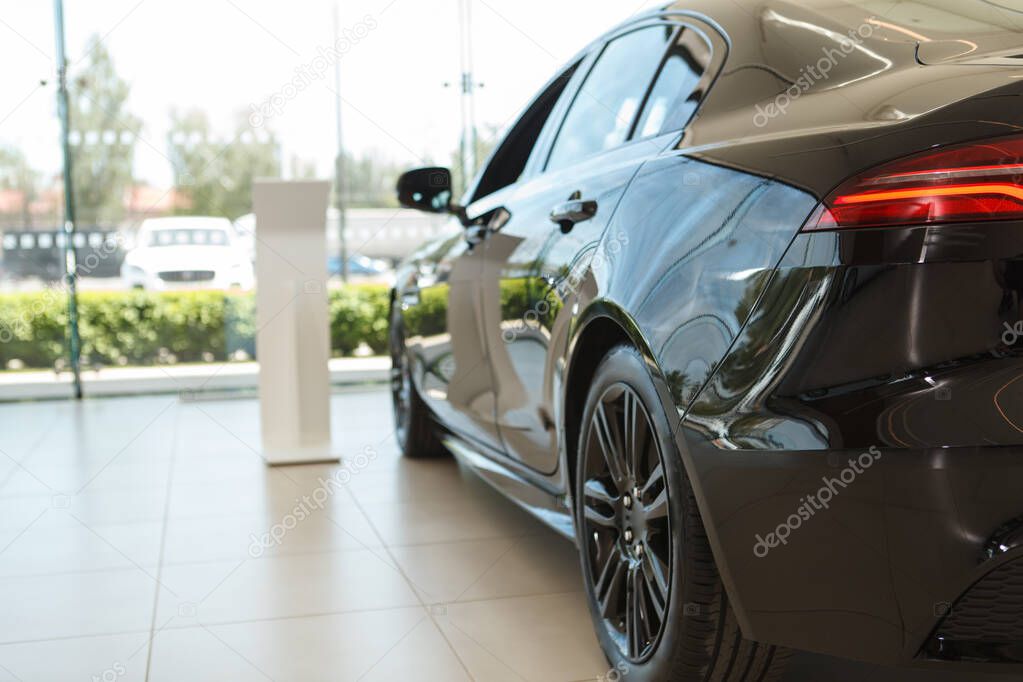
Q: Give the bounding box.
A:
[403,57,585,456]
[399,219,507,454]
[479,21,720,474]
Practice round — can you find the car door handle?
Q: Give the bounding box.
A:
[550,196,597,233]
[465,223,489,248]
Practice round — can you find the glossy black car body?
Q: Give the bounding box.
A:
[391,0,1023,673]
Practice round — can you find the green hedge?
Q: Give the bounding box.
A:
[0,284,392,370]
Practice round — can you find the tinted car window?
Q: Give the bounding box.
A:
[471,62,580,202]
[635,28,712,138]
[546,25,676,172]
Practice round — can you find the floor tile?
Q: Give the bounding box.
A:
[161,507,380,565]
[346,460,496,506]
[437,592,608,682]
[358,489,540,547]
[0,567,158,643]
[154,549,420,626]
[0,513,162,577]
[146,608,470,682]
[0,632,150,682]
[388,529,584,606]
[0,452,173,497]
[59,486,170,526]
[388,537,518,604]
[359,615,472,682]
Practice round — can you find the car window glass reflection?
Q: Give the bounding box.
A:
[546,25,675,172]
[636,28,711,138]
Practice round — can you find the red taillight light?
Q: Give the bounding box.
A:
[803,135,1023,231]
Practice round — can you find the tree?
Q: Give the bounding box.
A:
[0,146,38,227]
[70,36,140,226]
[340,149,405,208]
[288,155,318,180]
[167,109,281,219]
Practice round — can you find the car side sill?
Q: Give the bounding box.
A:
[442,435,577,543]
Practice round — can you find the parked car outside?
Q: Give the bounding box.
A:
[327,253,393,283]
[121,217,254,291]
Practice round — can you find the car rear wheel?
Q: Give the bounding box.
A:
[390,306,446,459]
[575,345,790,682]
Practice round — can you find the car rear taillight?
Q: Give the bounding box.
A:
[803,135,1023,231]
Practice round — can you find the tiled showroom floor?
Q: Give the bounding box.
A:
[0,387,1014,681]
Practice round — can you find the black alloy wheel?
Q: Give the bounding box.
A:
[580,381,672,662]
[389,305,445,459]
[576,345,790,681]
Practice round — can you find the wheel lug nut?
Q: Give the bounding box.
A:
[624,529,633,543]
[635,542,644,557]
[623,495,632,509]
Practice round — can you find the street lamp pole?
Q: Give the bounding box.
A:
[333,3,349,283]
[457,0,479,194]
[53,0,83,399]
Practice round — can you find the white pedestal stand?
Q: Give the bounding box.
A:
[253,180,336,465]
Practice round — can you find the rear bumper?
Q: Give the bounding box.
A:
[926,556,1023,664]
[676,222,1023,668]
[680,438,1023,669]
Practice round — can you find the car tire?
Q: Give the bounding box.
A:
[390,306,447,459]
[575,345,790,682]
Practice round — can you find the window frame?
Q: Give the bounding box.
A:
[631,23,717,142]
[541,21,681,174]
[465,57,589,205]
[540,16,727,173]
[466,12,728,207]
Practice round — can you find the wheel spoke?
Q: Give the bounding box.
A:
[583,478,617,507]
[641,463,664,500]
[623,390,639,480]
[636,565,655,649]
[626,565,646,659]
[582,479,618,530]
[593,402,627,488]
[640,549,669,621]
[584,502,617,529]
[644,484,669,522]
[595,549,627,618]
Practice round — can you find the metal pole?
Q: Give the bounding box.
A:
[457,0,478,193]
[53,0,83,399]
[333,3,349,283]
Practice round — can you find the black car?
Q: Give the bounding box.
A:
[389,1,1023,679]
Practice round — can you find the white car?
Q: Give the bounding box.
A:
[121,217,255,291]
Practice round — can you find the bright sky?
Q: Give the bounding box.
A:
[0,0,664,187]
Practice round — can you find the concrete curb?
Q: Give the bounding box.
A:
[0,357,390,402]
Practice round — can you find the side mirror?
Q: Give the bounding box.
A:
[396,167,453,214]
